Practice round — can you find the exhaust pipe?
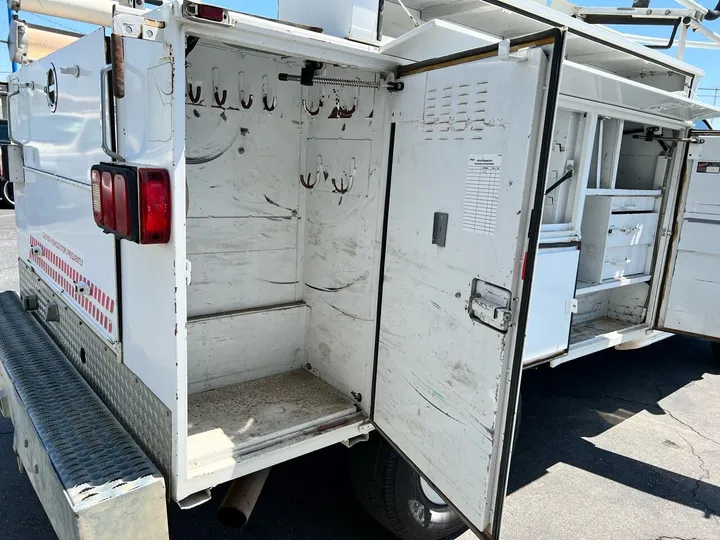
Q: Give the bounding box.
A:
[217,468,271,528]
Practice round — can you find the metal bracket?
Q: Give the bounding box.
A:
[185,260,192,286]
[498,39,529,62]
[469,280,513,332]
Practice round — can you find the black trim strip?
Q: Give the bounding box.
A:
[491,27,567,540]
[396,28,557,79]
[370,122,396,421]
[474,0,694,78]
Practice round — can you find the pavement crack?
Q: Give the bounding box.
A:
[678,434,716,520]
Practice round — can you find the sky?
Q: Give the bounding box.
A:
[0,0,717,103]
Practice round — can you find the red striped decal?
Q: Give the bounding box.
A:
[28,235,116,334]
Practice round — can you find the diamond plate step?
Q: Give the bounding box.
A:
[0,291,169,540]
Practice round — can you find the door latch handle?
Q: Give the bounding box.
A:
[469,279,512,332]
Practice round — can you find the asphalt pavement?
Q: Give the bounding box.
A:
[1,207,720,540]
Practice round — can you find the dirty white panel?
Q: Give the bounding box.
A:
[185,43,302,317]
[374,49,547,531]
[300,69,388,415]
[187,304,309,393]
[523,246,580,364]
[659,133,720,339]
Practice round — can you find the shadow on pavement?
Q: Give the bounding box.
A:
[510,335,720,518]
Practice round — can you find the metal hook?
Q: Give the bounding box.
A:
[332,158,356,194]
[302,98,323,116]
[214,89,227,107]
[212,67,227,107]
[300,172,317,189]
[262,75,276,112]
[238,71,253,110]
[338,84,359,118]
[188,83,202,104]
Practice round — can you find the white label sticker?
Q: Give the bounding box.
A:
[462,154,502,235]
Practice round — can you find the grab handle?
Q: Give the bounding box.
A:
[100,64,124,161]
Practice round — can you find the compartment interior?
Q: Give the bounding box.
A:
[528,110,682,364]
[183,38,388,475]
[571,120,677,345]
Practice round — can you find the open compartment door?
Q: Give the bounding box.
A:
[372,30,564,537]
[657,131,720,340]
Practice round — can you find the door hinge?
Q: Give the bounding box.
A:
[185,260,192,286]
[469,279,513,332]
[566,298,578,314]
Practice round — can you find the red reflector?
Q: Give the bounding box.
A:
[100,172,116,230]
[91,169,103,227]
[113,174,131,237]
[139,169,171,244]
[197,5,226,22]
[521,252,528,280]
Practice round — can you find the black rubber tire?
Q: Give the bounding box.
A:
[1,181,13,208]
[350,435,467,540]
[711,341,720,364]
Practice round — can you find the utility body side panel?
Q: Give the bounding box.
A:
[658,133,720,339]
[11,30,119,344]
[373,48,548,532]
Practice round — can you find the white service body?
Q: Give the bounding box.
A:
[4,0,720,538]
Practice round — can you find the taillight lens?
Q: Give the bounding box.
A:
[139,169,171,244]
[197,5,226,22]
[114,174,131,237]
[100,171,116,230]
[91,169,103,227]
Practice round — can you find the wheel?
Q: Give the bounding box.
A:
[711,341,720,363]
[349,435,467,540]
[2,181,14,207]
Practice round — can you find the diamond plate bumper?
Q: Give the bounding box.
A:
[0,291,169,540]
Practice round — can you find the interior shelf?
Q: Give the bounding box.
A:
[187,369,358,471]
[576,274,652,296]
[570,317,634,346]
[585,188,662,197]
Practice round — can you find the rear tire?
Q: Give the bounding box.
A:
[350,435,467,540]
[2,181,14,207]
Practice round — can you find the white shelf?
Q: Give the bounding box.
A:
[576,274,652,296]
[586,188,662,197]
[187,369,357,470]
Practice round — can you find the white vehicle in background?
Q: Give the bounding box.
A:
[1,1,720,539]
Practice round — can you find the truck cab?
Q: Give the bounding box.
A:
[1,1,719,539]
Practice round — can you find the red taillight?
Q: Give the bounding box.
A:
[114,174,131,237]
[197,5,226,22]
[139,169,171,244]
[100,171,116,230]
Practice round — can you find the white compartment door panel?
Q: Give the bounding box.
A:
[658,132,720,339]
[11,30,120,344]
[523,245,580,364]
[373,47,549,533]
[9,29,107,184]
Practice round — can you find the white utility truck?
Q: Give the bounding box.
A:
[1,0,720,539]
